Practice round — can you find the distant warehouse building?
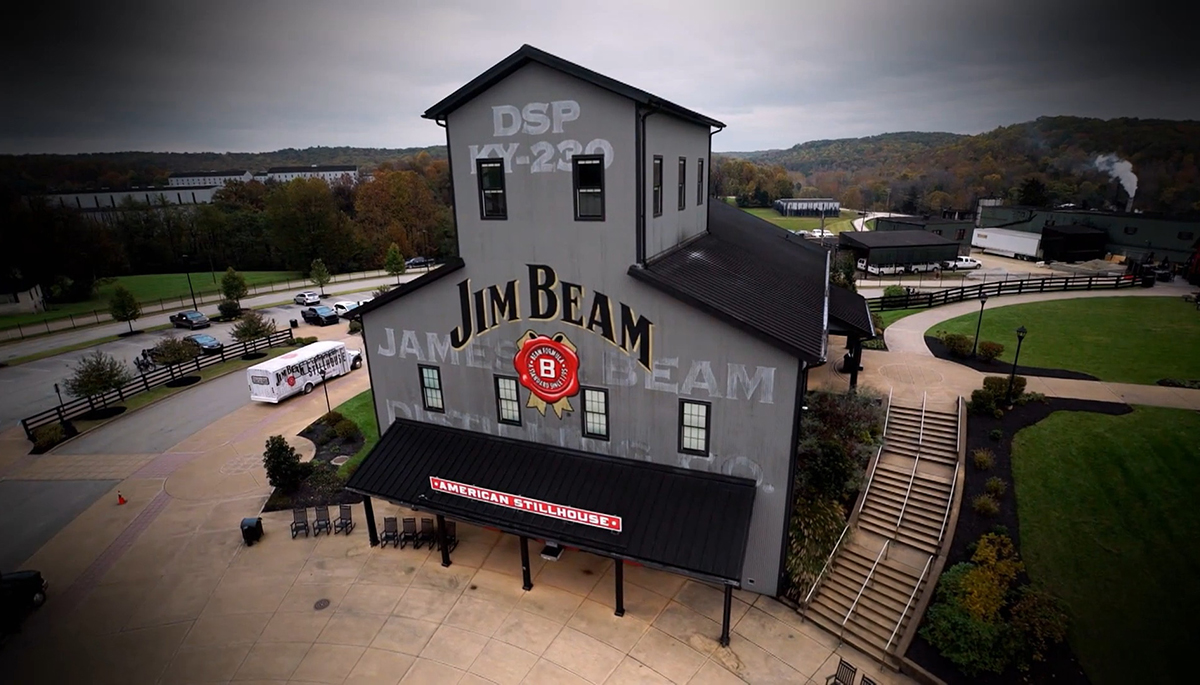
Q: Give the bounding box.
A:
[874,216,974,255]
[839,229,960,269]
[167,170,252,187]
[979,204,1200,263]
[774,197,839,217]
[266,164,359,184]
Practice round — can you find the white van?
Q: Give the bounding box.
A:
[247,340,363,404]
[856,258,905,276]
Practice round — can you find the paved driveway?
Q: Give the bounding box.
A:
[0,479,118,573]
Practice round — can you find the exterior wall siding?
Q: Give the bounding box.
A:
[644,114,710,260]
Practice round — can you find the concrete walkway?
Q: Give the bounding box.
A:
[0,325,916,684]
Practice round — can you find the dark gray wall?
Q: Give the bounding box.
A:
[980,206,1200,262]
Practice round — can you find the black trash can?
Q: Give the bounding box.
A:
[241,517,264,546]
[290,319,299,328]
[1140,274,1156,288]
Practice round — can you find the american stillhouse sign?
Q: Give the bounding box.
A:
[429,476,623,532]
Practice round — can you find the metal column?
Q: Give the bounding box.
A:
[719,585,733,647]
[519,536,533,591]
[363,496,379,547]
[614,560,625,617]
[436,514,451,567]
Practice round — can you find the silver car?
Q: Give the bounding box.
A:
[293,291,320,305]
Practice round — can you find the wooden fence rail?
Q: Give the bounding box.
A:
[865,274,1137,312]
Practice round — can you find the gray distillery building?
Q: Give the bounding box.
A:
[347,45,873,643]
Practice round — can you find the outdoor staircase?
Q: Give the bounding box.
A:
[801,393,963,667]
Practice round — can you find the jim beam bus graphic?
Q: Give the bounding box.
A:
[247,340,362,404]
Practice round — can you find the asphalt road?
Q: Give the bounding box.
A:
[0,301,352,433]
[0,479,119,573]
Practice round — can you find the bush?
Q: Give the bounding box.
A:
[989,428,1004,442]
[795,390,883,500]
[292,336,318,346]
[920,561,1019,676]
[1010,586,1070,664]
[964,534,1024,619]
[993,408,1004,419]
[883,285,907,298]
[262,435,305,492]
[373,285,392,299]
[985,477,1008,498]
[321,411,345,426]
[972,448,995,470]
[973,494,1000,516]
[784,494,848,602]
[64,351,133,400]
[32,423,66,452]
[152,337,202,367]
[941,332,973,358]
[218,299,242,319]
[348,320,362,335]
[968,388,996,416]
[976,340,1004,361]
[334,418,361,440]
[232,310,276,344]
[304,462,345,499]
[1015,391,1048,406]
[983,375,1026,401]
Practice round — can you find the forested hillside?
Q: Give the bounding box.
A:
[0,145,446,195]
[719,117,1200,216]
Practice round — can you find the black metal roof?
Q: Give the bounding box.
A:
[346,419,757,584]
[839,229,960,249]
[352,258,466,319]
[875,216,974,227]
[1043,224,1106,235]
[423,45,724,130]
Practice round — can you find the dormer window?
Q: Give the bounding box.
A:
[477,158,507,220]
[573,155,605,221]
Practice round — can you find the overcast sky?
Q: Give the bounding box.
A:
[3,0,1195,155]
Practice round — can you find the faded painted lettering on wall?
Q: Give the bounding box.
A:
[469,99,615,174]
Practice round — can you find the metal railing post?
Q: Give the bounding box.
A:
[842,540,889,637]
[894,392,926,532]
[882,555,932,663]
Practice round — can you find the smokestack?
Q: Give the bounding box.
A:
[1125,198,1134,213]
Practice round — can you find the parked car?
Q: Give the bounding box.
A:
[856,259,905,276]
[906,262,941,274]
[331,301,360,317]
[169,310,210,329]
[1,569,47,635]
[405,256,437,269]
[809,229,834,239]
[185,333,225,354]
[942,256,983,270]
[293,291,321,306]
[301,306,340,326]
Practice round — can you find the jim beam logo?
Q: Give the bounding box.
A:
[513,330,579,417]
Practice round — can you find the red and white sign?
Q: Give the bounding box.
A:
[429,477,622,532]
[513,334,579,404]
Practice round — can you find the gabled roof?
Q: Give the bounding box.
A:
[423,44,724,129]
[352,258,466,319]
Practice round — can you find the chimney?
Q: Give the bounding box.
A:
[1125,198,1134,213]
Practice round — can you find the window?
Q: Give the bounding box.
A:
[494,376,521,425]
[572,155,604,220]
[652,156,663,217]
[697,159,705,205]
[419,365,444,412]
[678,400,711,455]
[1179,231,1195,241]
[678,157,687,210]
[1124,226,1138,235]
[931,229,943,236]
[955,228,967,241]
[581,387,609,440]
[476,158,507,220]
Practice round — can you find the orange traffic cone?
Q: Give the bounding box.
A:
[117,491,127,505]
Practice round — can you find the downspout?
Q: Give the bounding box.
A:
[708,124,725,209]
[777,361,808,595]
[436,118,460,257]
[635,105,657,266]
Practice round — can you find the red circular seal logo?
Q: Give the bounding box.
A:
[514,334,580,404]
[286,375,296,387]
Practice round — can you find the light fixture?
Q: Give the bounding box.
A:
[540,542,563,562]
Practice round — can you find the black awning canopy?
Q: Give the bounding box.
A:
[347,419,757,585]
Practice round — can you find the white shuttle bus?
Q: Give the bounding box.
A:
[247,340,363,404]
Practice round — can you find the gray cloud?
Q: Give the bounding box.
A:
[2,0,1196,154]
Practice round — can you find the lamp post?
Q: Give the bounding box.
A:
[971,295,989,357]
[320,369,331,414]
[54,382,63,407]
[1006,326,1028,406]
[181,254,198,311]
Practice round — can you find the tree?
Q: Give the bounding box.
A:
[1017,177,1050,207]
[840,187,863,210]
[384,243,406,284]
[231,310,276,345]
[265,177,357,270]
[309,258,331,295]
[152,337,201,367]
[262,435,308,492]
[63,351,132,404]
[108,284,141,333]
[220,267,248,305]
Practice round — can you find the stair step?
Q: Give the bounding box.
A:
[862,499,944,531]
[857,517,941,554]
[858,510,939,542]
[867,481,948,514]
[875,462,953,488]
[816,579,907,638]
[890,405,957,422]
[872,468,952,499]
[807,600,894,657]
[824,561,915,607]
[884,428,958,449]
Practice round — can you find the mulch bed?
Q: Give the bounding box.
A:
[76,406,127,421]
[28,422,80,454]
[164,375,201,388]
[240,352,268,361]
[261,419,364,513]
[924,336,1099,381]
[906,397,1132,685]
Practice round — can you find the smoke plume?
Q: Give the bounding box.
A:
[1094,153,1138,199]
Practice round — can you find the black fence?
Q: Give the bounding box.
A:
[21,328,295,440]
[866,274,1137,312]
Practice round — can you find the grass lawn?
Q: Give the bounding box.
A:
[741,207,860,234]
[335,389,379,478]
[876,308,925,329]
[923,296,1200,384]
[0,270,301,329]
[1012,406,1200,685]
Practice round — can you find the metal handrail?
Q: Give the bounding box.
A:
[842,540,889,630]
[882,387,894,436]
[883,554,933,659]
[857,388,893,517]
[894,392,927,531]
[938,458,960,544]
[802,524,849,609]
[955,395,963,454]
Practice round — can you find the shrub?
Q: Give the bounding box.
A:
[64,351,133,401]
[883,285,907,298]
[152,336,202,367]
[262,435,304,492]
[983,375,1026,401]
[784,494,848,601]
[321,411,345,426]
[232,310,277,344]
[304,462,345,499]
[985,476,1007,498]
[973,494,1000,516]
[334,418,361,440]
[218,299,242,319]
[292,336,318,346]
[795,389,883,501]
[348,320,362,335]
[1016,391,1048,406]
[373,285,392,299]
[968,388,996,416]
[992,408,1004,419]
[989,428,1004,442]
[976,340,1004,362]
[32,424,66,452]
[941,332,973,357]
[1010,586,1070,664]
[972,448,995,470]
[920,561,1019,676]
[964,534,1024,618]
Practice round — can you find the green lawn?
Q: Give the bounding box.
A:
[1012,407,1200,685]
[741,207,860,234]
[335,389,379,477]
[924,296,1200,384]
[0,271,302,329]
[876,308,924,329]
